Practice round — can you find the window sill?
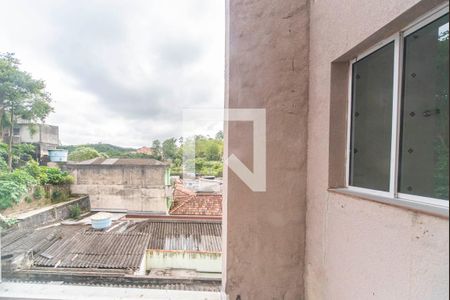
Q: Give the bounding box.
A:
[328,188,449,219]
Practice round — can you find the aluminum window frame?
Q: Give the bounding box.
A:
[346,5,450,209]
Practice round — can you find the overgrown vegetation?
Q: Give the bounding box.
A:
[0,216,18,229]
[68,204,81,220]
[0,142,36,169]
[67,146,109,161]
[33,185,44,200]
[0,52,53,170]
[61,144,133,159]
[0,143,73,210]
[0,53,73,212]
[0,177,29,209]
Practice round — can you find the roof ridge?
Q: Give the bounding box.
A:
[170,195,195,214]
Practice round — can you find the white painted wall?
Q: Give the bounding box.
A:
[146,250,222,273]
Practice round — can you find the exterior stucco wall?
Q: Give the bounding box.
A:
[306,1,449,299]
[224,0,309,298]
[68,165,168,213]
[146,250,222,273]
[18,124,59,145]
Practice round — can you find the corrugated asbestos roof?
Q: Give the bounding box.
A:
[2,219,222,271]
[67,158,167,166]
[1,226,84,258]
[34,231,150,269]
[131,220,222,252]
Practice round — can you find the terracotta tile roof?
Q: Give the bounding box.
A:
[135,146,154,155]
[169,184,222,217]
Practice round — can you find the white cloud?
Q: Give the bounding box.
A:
[0,0,224,147]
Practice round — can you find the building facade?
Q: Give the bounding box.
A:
[67,158,171,214]
[224,0,449,299]
[2,122,59,158]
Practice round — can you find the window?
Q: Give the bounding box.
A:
[350,42,394,192]
[13,127,20,136]
[348,7,449,206]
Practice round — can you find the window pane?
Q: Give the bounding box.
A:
[349,43,394,191]
[399,14,449,200]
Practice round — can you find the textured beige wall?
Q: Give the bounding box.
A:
[69,166,167,213]
[224,0,309,298]
[306,0,449,299]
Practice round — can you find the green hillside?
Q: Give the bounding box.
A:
[60,144,136,158]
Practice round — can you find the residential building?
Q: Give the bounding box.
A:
[67,158,172,214]
[170,182,222,218]
[224,0,449,299]
[2,121,59,157]
[135,146,154,155]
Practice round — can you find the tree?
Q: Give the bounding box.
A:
[215,130,224,140]
[68,147,108,161]
[0,53,53,170]
[151,139,162,159]
[205,142,221,161]
[162,138,177,160]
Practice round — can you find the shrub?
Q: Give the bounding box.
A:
[0,169,37,189]
[33,186,45,200]
[23,160,41,178]
[13,143,36,165]
[41,167,74,185]
[25,196,33,203]
[0,143,36,169]
[0,180,27,209]
[68,204,81,220]
[0,217,18,229]
[50,187,70,203]
[22,161,73,186]
[68,147,105,161]
[0,169,36,209]
[51,190,63,202]
[0,157,7,172]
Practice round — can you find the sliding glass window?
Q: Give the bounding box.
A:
[348,8,449,204]
[399,14,449,200]
[350,43,394,191]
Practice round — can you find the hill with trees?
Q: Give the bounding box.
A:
[63,131,224,177]
[60,144,135,158]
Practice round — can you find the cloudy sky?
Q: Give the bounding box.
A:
[0,0,224,148]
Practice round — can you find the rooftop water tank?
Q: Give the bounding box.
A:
[48,149,68,162]
[91,212,112,230]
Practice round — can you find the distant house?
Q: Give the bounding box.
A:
[2,121,59,158]
[67,158,171,214]
[135,146,154,155]
[169,182,222,217]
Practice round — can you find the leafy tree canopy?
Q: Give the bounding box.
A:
[0,53,53,170]
[68,146,108,162]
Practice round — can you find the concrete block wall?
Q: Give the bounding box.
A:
[17,196,90,228]
[69,166,168,213]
